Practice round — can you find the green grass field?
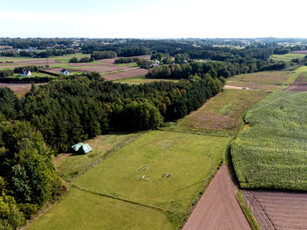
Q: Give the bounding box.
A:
[226,67,306,90]
[114,76,179,84]
[74,131,228,226]
[232,91,307,190]
[116,62,138,67]
[28,188,172,230]
[270,53,306,62]
[55,133,144,181]
[165,89,268,137]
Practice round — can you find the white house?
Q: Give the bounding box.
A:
[20,70,31,77]
[61,69,70,75]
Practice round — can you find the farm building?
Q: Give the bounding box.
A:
[61,69,70,75]
[20,70,31,77]
[71,142,92,154]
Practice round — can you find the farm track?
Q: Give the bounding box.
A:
[183,165,251,230]
[244,191,307,230]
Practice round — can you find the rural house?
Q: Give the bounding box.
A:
[61,69,70,75]
[20,70,31,77]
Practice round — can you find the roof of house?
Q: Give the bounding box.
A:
[61,69,69,72]
[20,70,31,74]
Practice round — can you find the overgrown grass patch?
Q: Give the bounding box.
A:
[168,89,268,136]
[55,133,144,181]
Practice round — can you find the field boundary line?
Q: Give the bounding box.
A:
[158,128,230,138]
[245,191,276,230]
[71,184,165,212]
[65,132,149,182]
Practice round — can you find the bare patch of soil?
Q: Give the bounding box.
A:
[183,165,250,230]
[104,68,149,80]
[244,190,307,230]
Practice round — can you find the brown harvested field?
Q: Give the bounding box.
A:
[104,68,149,80]
[183,165,250,230]
[0,83,45,97]
[284,72,307,91]
[175,89,268,136]
[244,190,307,230]
[291,50,307,54]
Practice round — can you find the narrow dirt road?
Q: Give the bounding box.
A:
[183,165,251,230]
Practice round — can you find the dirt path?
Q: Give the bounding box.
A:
[183,165,250,230]
[244,190,307,230]
[224,85,250,90]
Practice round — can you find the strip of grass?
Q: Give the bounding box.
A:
[116,62,138,67]
[74,131,228,227]
[167,89,268,136]
[55,133,143,181]
[270,53,306,62]
[236,191,261,230]
[232,91,307,190]
[114,76,179,84]
[27,188,173,230]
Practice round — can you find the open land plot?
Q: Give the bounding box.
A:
[244,190,307,230]
[184,165,250,230]
[232,91,307,190]
[227,67,307,90]
[74,131,228,226]
[270,53,306,62]
[103,68,149,80]
[167,89,268,136]
[55,133,144,182]
[291,50,307,54]
[27,188,172,230]
[284,71,307,91]
[0,83,45,97]
[114,76,179,84]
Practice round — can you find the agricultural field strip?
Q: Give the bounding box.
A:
[248,91,307,113]
[232,90,307,190]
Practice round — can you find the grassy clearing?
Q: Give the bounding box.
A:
[232,91,307,190]
[166,89,268,137]
[27,188,172,230]
[227,69,305,90]
[74,131,228,226]
[55,133,143,181]
[270,53,306,62]
[114,76,179,84]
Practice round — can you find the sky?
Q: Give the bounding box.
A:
[0,0,307,38]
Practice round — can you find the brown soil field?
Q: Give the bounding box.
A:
[284,74,307,91]
[0,83,45,97]
[291,50,307,54]
[104,68,149,80]
[183,165,250,230]
[244,190,307,230]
